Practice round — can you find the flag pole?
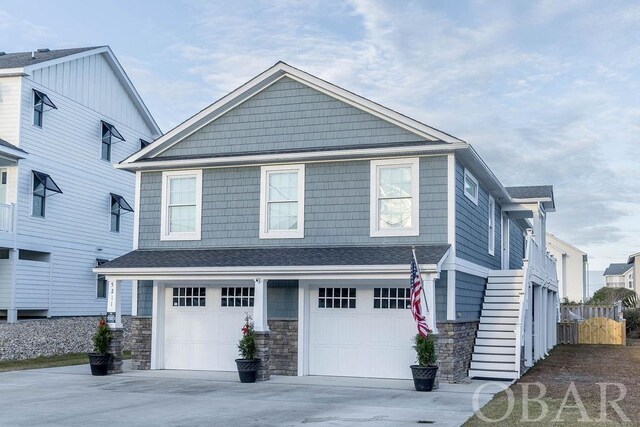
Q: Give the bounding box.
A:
[412,246,433,333]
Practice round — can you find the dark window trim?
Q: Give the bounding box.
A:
[109,194,133,233]
[32,171,62,217]
[33,89,57,109]
[140,139,151,150]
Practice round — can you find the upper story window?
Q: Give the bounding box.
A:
[259,164,305,239]
[160,170,202,241]
[463,168,479,205]
[140,139,151,150]
[488,195,496,255]
[32,89,57,128]
[110,193,133,233]
[101,121,125,161]
[32,171,62,218]
[96,259,109,298]
[370,158,419,237]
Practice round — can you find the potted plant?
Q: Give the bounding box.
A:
[88,317,112,376]
[410,331,438,391]
[235,315,260,383]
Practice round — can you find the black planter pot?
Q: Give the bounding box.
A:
[88,353,112,376]
[410,365,438,391]
[235,358,261,383]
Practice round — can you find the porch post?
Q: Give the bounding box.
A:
[253,278,269,332]
[524,284,533,367]
[547,290,555,351]
[533,285,543,362]
[253,278,270,381]
[541,287,548,357]
[105,277,124,374]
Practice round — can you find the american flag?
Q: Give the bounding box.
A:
[410,251,431,337]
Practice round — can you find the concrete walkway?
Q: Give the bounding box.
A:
[0,362,507,426]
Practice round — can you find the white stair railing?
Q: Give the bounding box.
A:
[514,228,534,377]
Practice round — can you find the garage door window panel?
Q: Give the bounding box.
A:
[172,287,206,307]
[221,287,254,307]
[374,287,411,309]
[318,287,356,309]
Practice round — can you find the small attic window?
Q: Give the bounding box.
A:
[101,121,125,161]
[33,89,57,128]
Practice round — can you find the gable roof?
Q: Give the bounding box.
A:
[603,263,633,276]
[0,47,98,69]
[122,61,464,166]
[629,252,640,264]
[506,185,555,212]
[546,233,587,256]
[0,46,160,136]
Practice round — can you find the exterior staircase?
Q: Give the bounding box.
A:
[468,270,523,380]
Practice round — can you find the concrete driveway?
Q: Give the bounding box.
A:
[0,362,506,426]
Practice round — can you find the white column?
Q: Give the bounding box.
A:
[106,277,122,329]
[533,285,543,362]
[547,290,555,351]
[150,282,165,370]
[541,287,548,357]
[131,280,138,316]
[424,273,438,334]
[8,248,17,323]
[253,278,269,332]
[297,281,310,376]
[524,286,533,367]
[446,270,456,320]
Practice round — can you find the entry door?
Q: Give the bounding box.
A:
[163,285,249,371]
[308,286,416,379]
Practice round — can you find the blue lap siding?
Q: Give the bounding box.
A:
[509,221,526,269]
[435,271,447,322]
[455,272,487,321]
[455,161,502,270]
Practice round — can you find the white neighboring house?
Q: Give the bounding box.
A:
[546,233,588,302]
[0,47,160,322]
[603,263,634,292]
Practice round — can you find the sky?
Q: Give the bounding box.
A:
[0,0,638,276]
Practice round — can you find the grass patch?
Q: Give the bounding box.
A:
[0,351,131,373]
[464,345,640,426]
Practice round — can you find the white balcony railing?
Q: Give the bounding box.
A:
[0,203,15,233]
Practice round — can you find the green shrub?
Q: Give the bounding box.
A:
[237,315,257,360]
[413,333,436,366]
[92,317,111,355]
[589,287,637,306]
[624,308,640,339]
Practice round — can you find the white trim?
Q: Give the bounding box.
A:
[122,62,462,165]
[502,213,510,269]
[115,143,468,171]
[447,269,456,320]
[160,170,202,241]
[463,168,479,205]
[259,164,305,239]
[297,281,310,376]
[447,154,456,258]
[133,171,141,250]
[131,280,138,316]
[488,195,495,256]
[370,158,419,237]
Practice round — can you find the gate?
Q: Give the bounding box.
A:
[577,317,626,345]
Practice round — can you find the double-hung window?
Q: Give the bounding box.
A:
[488,195,496,255]
[32,171,63,217]
[96,259,109,298]
[370,158,419,237]
[463,168,479,205]
[33,89,57,128]
[101,121,125,161]
[259,164,305,239]
[110,193,133,233]
[160,170,202,241]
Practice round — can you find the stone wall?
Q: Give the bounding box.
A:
[255,331,271,381]
[435,320,479,383]
[268,319,298,376]
[130,317,152,370]
[0,316,131,362]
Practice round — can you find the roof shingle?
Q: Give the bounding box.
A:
[0,47,101,69]
[96,245,451,270]
[603,263,633,276]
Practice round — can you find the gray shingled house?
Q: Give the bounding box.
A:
[95,62,559,382]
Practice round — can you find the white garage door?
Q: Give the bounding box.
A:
[164,285,251,371]
[308,286,417,379]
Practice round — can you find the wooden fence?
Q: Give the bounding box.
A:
[578,317,626,345]
[557,321,579,345]
[560,303,622,322]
